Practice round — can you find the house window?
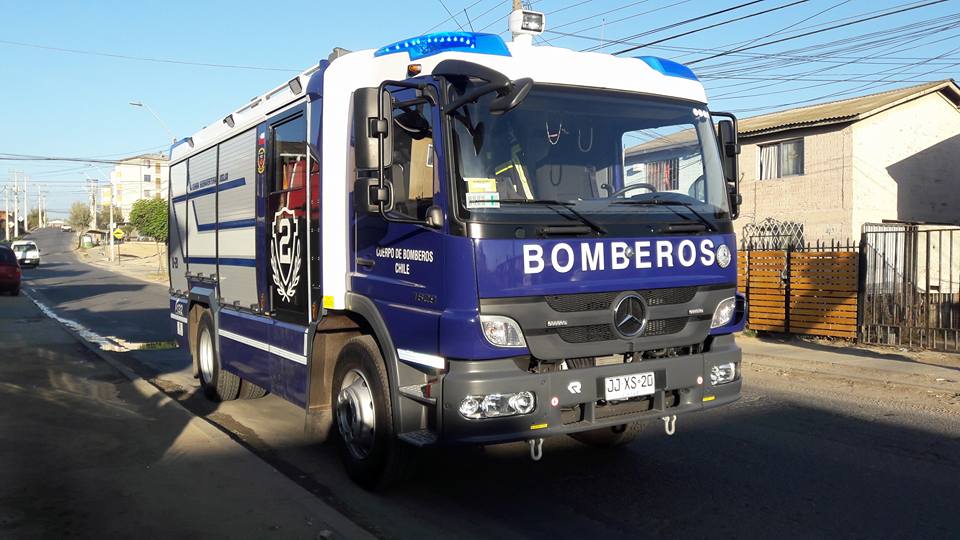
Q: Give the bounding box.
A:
[759,138,804,179]
[144,174,151,183]
[645,157,680,191]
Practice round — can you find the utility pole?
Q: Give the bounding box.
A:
[109,182,116,263]
[22,174,29,233]
[13,172,20,238]
[3,184,8,241]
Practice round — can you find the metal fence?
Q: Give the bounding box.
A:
[860,224,960,351]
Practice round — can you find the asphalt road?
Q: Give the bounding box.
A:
[20,227,960,539]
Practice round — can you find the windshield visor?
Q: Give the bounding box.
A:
[449,85,730,230]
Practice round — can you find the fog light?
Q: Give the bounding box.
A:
[481,394,511,417]
[459,396,481,419]
[508,391,536,414]
[709,362,737,385]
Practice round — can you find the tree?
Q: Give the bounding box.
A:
[129,198,168,273]
[129,198,167,241]
[68,202,92,230]
[27,209,40,230]
[97,205,123,230]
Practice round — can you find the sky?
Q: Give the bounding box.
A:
[1,0,957,217]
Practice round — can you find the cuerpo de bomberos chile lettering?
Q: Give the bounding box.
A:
[522,239,724,274]
[375,246,435,275]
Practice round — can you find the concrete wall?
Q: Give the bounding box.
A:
[852,92,960,230]
[735,123,854,243]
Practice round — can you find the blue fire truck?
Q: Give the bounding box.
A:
[168,10,746,489]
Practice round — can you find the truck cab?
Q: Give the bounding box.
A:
[169,12,745,490]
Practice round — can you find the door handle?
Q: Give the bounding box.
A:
[357,257,375,270]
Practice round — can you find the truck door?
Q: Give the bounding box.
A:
[354,86,445,360]
[267,110,309,324]
[264,107,312,404]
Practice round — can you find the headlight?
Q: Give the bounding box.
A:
[479,315,526,347]
[459,391,536,420]
[711,297,736,328]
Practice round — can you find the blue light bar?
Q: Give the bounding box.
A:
[374,32,511,61]
[636,56,698,81]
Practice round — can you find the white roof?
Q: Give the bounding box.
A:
[172,39,707,163]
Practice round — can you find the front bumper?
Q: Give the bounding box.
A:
[434,334,741,445]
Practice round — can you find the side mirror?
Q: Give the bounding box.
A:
[352,87,393,171]
[713,112,741,219]
[356,177,393,214]
[490,77,534,115]
[424,206,443,229]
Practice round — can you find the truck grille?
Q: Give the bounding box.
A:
[555,316,688,343]
[545,286,699,313]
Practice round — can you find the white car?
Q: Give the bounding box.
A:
[10,240,40,267]
[60,224,72,232]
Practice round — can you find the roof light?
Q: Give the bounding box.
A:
[636,56,698,81]
[374,32,511,61]
[509,9,545,35]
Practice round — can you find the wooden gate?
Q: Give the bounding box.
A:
[738,249,859,339]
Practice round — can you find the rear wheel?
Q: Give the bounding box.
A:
[569,422,644,448]
[194,310,240,401]
[10,287,19,297]
[332,336,410,490]
[238,379,268,400]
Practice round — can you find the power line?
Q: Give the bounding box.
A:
[687,0,948,64]
[436,0,467,31]
[424,0,487,32]
[612,0,811,56]
[578,0,765,52]
[0,38,300,72]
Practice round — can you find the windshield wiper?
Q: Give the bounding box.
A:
[498,199,607,236]
[610,198,715,232]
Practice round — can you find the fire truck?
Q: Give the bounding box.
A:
[168,9,745,489]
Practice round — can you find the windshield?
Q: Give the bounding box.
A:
[448,85,730,232]
[13,243,35,253]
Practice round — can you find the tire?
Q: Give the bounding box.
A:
[238,379,268,400]
[194,309,240,401]
[569,422,644,448]
[10,287,19,297]
[332,335,411,490]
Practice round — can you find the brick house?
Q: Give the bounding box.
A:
[735,79,960,244]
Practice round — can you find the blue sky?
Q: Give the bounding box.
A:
[1,0,957,216]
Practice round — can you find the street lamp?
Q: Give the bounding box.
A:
[129,101,176,144]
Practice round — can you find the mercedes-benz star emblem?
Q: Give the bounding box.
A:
[613,294,646,338]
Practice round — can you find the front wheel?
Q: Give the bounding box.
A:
[332,336,410,490]
[568,422,644,448]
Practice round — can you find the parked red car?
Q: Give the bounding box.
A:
[0,246,21,296]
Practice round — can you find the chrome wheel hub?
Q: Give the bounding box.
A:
[336,369,376,459]
[199,327,214,384]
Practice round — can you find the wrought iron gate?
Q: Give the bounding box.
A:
[860,224,960,351]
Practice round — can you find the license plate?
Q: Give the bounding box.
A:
[604,372,656,401]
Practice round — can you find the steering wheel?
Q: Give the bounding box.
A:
[609,183,658,198]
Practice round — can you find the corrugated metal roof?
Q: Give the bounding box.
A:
[738,79,960,137]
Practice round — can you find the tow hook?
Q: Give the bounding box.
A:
[661,415,677,436]
[528,438,544,461]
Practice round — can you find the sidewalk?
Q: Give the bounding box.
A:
[740,334,960,395]
[75,241,168,285]
[0,294,374,539]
